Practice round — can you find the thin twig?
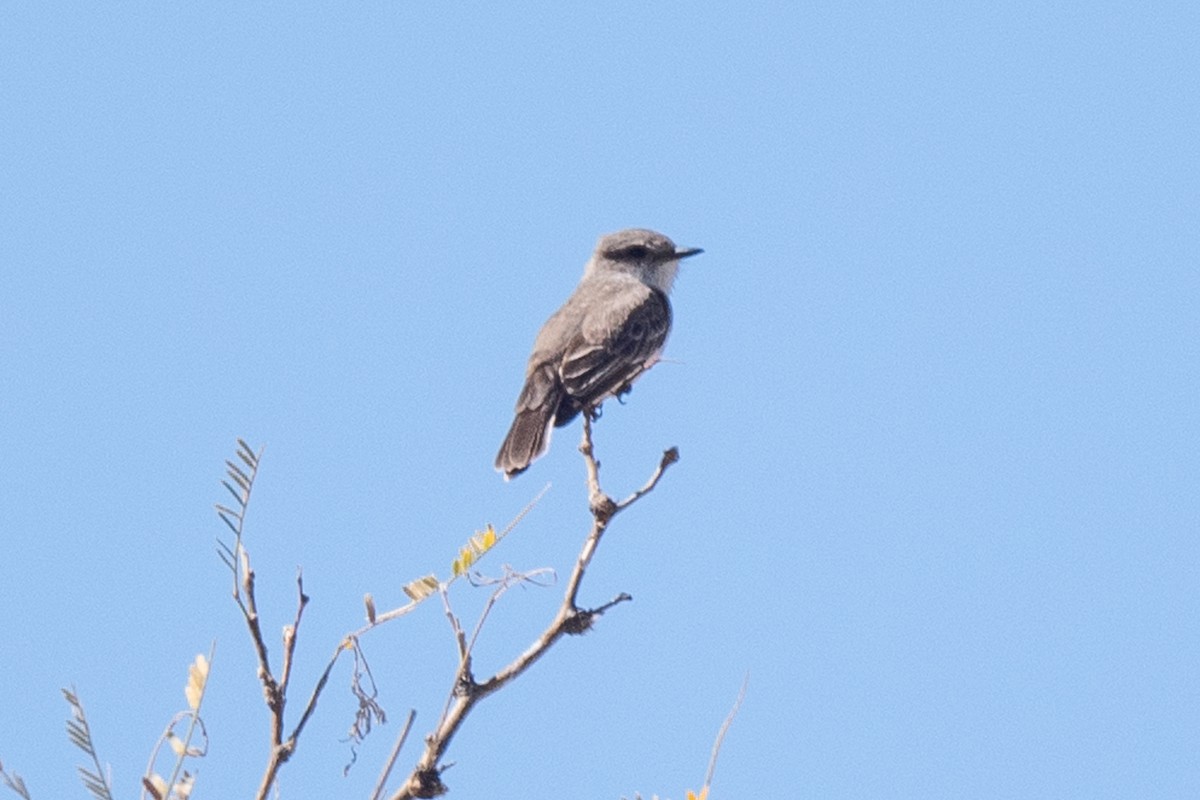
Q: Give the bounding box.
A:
[432,587,473,732]
[617,447,680,510]
[240,558,282,745]
[464,567,555,658]
[360,484,551,630]
[279,570,310,699]
[703,674,748,791]
[371,710,417,800]
[440,585,470,664]
[286,638,346,748]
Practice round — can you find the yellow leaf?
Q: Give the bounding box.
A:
[459,548,476,570]
[168,732,185,756]
[481,525,496,548]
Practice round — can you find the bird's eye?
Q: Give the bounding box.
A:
[623,245,649,260]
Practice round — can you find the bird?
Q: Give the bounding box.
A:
[495,228,702,478]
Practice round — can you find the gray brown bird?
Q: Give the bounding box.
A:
[495,228,702,478]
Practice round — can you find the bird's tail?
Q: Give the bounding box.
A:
[494,408,553,479]
[495,367,559,479]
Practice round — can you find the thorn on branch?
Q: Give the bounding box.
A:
[408,768,447,799]
[563,592,633,635]
[661,446,680,468]
[453,673,477,698]
[589,493,617,523]
[562,609,595,635]
[275,740,296,763]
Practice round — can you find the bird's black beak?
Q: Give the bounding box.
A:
[675,247,704,260]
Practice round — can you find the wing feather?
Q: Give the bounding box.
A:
[555,286,671,420]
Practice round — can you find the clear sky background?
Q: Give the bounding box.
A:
[2,3,1197,798]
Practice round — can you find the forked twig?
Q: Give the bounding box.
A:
[215,439,549,800]
[390,418,678,799]
[214,441,319,800]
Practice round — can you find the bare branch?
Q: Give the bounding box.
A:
[283,638,346,752]
[213,442,284,758]
[390,418,678,799]
[617,447,680,511]
[213,428,668,800]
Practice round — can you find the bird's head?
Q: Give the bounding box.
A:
[588,228,703,293]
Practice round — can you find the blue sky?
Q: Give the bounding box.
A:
[2,2,1197,798]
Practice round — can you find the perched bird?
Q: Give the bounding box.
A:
[495,228,702,478]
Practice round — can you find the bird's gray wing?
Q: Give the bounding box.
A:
[556,285,671,416]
